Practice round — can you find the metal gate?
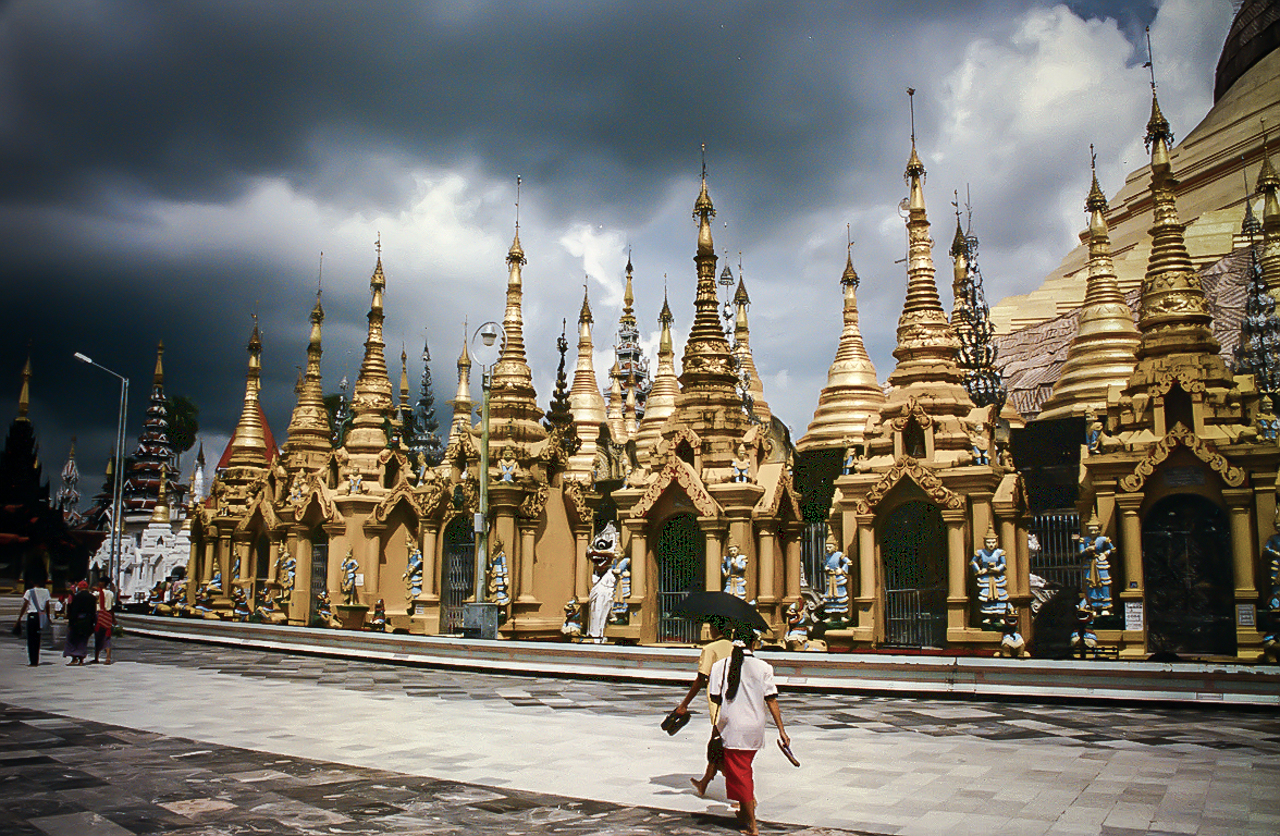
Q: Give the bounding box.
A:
[880,501,947,647]
[1143,494,1236,657]
[308,539,328,625]
[800,521,827,592]
[440,517,475,635]
[657,514,704,643]
[1028,511,1083,592]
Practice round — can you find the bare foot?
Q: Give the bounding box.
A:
[690,777,708,797]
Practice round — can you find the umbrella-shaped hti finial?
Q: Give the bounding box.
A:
[672,590,770,634]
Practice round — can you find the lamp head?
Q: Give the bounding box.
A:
[480,323,500,347]
[74,352,92,364]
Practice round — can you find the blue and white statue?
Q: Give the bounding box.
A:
[275,544,296,607]
[403,537,424,607]
[722,543,749,601]
[970,527,1010,626]
[488,540,510,607]
[823,542,851,615]
[1079,514,1115,616]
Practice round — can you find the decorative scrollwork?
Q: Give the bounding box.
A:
[1119,423,1245,492]
[854,455,963,514]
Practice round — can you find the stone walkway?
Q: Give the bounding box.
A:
[1,619,1278,835]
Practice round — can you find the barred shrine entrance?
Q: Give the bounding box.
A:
[879,501,947,648]
[440,516,475,635]
[656,513,704,644]
[1142,494,1235,657]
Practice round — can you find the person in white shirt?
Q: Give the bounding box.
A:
[708,628,790,836]
[16,578,52,666]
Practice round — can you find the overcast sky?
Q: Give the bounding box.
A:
[0,0,1236,500]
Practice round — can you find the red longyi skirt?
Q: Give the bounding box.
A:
[721,748,756,803]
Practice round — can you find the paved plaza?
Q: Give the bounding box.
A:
[1,620,1277,835]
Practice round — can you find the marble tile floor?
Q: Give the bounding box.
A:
[1,628,1278,835]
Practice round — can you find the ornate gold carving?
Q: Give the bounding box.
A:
[887,395,933,431]
[631,455,720,519]
[417,480,451,520]
[758,467,803,521]
[854,455,963,514]
[561,479,591,525]
[373,482,420,523]
[1149,369,1206,397]
[1119,424,1246,491]
[518,483,549,520]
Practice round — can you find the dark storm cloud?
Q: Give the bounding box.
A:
[0,0,1236,493]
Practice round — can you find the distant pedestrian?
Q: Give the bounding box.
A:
[16,578,52,666]
[93,579,116,664]
[63,581,95,666]
[708,627,790,836]
[670,615,734,797]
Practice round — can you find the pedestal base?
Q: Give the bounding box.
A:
[462,602,499,639]
[335,604,369,631]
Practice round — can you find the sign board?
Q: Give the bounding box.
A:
[1237,604,1256,627]
[1164,466,1204,487]
[1124,600,1144,632]
[355,573,365,588]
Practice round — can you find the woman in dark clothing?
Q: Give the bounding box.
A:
[63,581,96,665]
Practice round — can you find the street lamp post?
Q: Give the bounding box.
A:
[74,352,129,591]
[463,321,504,639]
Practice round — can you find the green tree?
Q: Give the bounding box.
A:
[165,395,200,454]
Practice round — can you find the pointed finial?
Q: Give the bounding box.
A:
[317,251,324,296]
[1086,144,1108,212]
[659,281,674,325]
[17,353,31,420]
[1144,26,1157,93]
[1243,162,1262,239]
[694,143,715,219]
[579,279,593,324]
[153,340,165,385]
[515,174,522,231]
[375,233,382,258]
[1143,28,1173,151]
[905,88,925,181]
[1258,120,1279,193]
[507,177,526,264]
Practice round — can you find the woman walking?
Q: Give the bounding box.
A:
[16,577,52,666]
[92,578,116,664]
[63,581,96,665]
[708,629,790,836]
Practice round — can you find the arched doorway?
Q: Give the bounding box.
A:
[440,516,475,634]
[307,527,328,625]
[1142,494,1235,657]
[656,513,705,643]
[879,501,947,647]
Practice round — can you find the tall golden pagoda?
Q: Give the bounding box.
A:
[632,290,678,462]
[445,331,474,457]
[665,153,752,469]
[1037,160,1141,420]
[224,321,270,470]
[796,244,885,454]
[1258,138,1280,296]
[1076,86,1277,661]
[486,226,546,445]
[345,250,395,454]
[282,292,332,472]
[828,94,1027,651]
[566,286,605,479]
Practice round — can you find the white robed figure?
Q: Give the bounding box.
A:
[586,523,620,642]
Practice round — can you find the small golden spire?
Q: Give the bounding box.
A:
[153,341,165,386]
[1086,145,1107,213]
[579,280,593,324]
[399,347,410,411]
[149,470,171,525]
[841,226,859,288]
[621,257,636,327]
[508,175,526,265]
[16,354,31,421]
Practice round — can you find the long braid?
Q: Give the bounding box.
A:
[726,645,744,700]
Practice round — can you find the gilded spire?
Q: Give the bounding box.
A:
[621,255,636,329]
[797,240,885,453]
[635,289,679,460]
[16,354,30,421]
[488,180,544,441]
[149,469,171,524]
[153,341,165,386]
[284,291,331,466]
[399,348,411,413]
[1131,86,1219,362]
[677,145,743,443]
[1257,128,1280,297]
[567,283,605,476]
[623,368,638,438]
[887,90,963,391]
[227,319,269,468]
[544,320,574,436]
[1039,153,1140,420]
[606,359,624,440]
[446,329,474,449]
[347,245,395,451]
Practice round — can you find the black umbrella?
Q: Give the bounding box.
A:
[671,590,770,634]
